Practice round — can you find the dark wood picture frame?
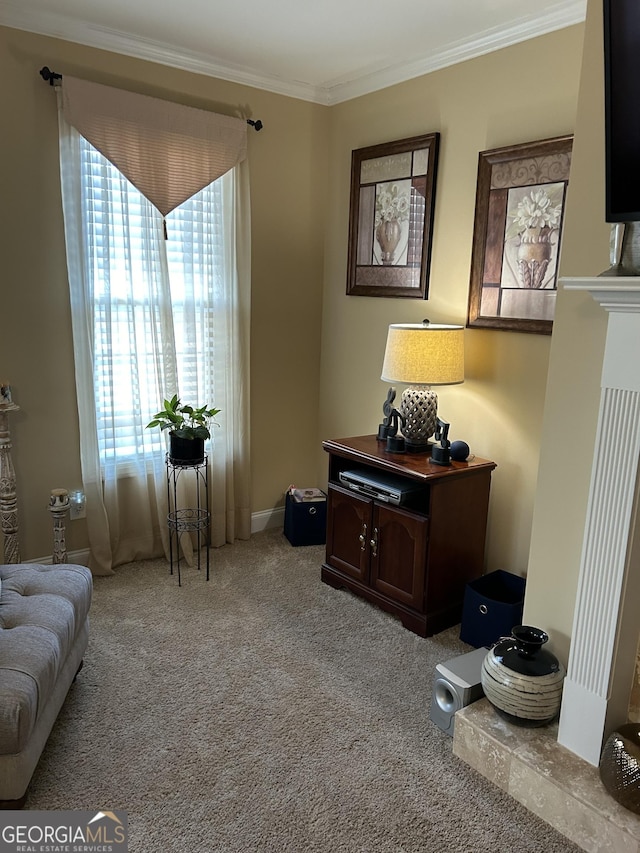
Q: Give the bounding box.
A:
[346,133,440,299]
[466,135,573,334]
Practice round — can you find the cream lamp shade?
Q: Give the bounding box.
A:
[380,323,465,452]
[381,324,465,386]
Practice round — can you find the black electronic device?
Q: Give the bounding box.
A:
[338,468,423,506]
[450,440,470,462]
[603,0,640,222]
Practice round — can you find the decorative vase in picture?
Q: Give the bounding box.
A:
[510,188,562,289]
[481,625,565,727]
[517,227,553,289]
[376,219,402,265]
[374,182,410,265]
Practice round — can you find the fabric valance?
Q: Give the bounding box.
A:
[61,76,248,216]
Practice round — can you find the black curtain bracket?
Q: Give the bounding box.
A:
[39,66,263,130]
[40,66,62,86]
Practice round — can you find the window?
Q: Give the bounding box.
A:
[59,92,250,568]
[79,137,224,471]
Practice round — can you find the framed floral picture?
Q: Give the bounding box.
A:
[346,133,440,299]
[467,135,573,334]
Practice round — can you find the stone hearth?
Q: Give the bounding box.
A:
[454,699,640,853]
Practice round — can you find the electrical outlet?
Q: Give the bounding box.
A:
[69,490,86,520]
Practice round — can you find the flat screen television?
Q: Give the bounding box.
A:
[603,0,640,222]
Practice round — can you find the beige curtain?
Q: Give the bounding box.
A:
[57,82,251,575]
[61,75,247,216]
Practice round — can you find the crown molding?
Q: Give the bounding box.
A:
[0,0,586,106]
[0,0,327,103]
[324,0,587,104]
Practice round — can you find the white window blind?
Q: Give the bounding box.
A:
[79,135,224,471]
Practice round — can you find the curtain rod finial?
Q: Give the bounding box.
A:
[247,119,263,131]
[39,66,62,85]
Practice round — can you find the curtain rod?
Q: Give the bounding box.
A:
[39,66,263,131]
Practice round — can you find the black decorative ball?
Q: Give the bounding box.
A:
[450,440,470,461]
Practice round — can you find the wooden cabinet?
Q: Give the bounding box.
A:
[326,487,428,611]
[322,435,496,637]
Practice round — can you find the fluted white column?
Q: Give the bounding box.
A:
[558,278,640,765]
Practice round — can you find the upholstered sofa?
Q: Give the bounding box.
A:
[0,562,92,807]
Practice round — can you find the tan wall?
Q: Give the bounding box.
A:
[318,26,585,577]
[524,0,611,663]
[0,25,327,560]
[0,20,589,586]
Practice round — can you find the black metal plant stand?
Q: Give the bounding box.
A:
[166,453,210,586]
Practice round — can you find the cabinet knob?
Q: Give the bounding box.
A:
[370,527,378,557]
[359,523,367,551]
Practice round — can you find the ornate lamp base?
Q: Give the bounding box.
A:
[399,386,438,453]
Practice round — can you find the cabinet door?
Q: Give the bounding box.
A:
[370,503,428,611]
[326,485,371,583]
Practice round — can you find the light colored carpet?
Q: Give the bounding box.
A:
[26,529,579,852]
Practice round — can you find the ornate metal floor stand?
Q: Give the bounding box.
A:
[0,401,20,563]
[166,454,210,586]
[49,488,70,564]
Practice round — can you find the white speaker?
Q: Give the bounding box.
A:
[429,646,488,736]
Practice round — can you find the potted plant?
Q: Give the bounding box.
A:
[147,395,220,464]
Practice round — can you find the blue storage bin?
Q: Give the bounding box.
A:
[284,491,327,546]
[460,569,526,648]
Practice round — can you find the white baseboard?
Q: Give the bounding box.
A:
[24,511,285,565]
[251,506,285,534]
[25,548,91,566]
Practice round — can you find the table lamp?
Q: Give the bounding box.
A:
[380,321,464,453]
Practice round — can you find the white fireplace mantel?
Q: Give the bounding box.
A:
[563,277,640,312]
[558,276,640,766]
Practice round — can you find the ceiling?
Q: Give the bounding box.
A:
[0,0,586,104]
